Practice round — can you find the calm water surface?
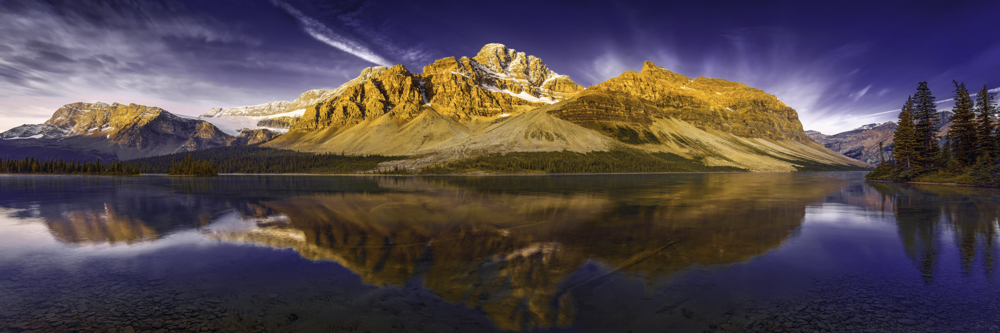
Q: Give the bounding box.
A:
[0,172,998,332]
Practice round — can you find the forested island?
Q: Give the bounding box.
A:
[867,81,999,186]
[168,154,218,177]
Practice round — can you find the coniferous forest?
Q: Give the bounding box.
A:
[867,81,1000,186]
[0,156,139,175]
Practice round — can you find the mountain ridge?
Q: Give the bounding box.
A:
[2,43,868,172]
[267,44,864,172]
[0,102,264,160]
[809,111,955,165]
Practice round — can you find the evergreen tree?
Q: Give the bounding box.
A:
[947,81,978,166]
[913,82,940,168]
[893,97,920,175]
[879,141,886,165]
[939,139,958,173]
[974,84,997,156]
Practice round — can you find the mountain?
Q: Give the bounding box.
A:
[265,44,866,172]
[808,111,954,165]
[0,102,256,160]
[198,101,305,135]
[2,43,870,172]
[809,122,897,165]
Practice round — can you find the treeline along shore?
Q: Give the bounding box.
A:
[867,81,1000,186]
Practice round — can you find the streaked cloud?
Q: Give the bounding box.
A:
[0,0,369,131]
[272,1,392,67]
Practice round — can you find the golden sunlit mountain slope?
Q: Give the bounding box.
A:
[266,44,867,172]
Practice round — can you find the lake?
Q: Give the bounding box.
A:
[0,172,998,332]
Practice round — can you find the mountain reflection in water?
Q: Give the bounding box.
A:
[202,174,843,330]
[1,173,998,332]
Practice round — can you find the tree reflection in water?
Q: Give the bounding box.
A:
[871,182,1000,283]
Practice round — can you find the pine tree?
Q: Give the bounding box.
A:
[913,82,940,169]
[947,81,978,167]
[939,139,957,173]
[879,141,886,165]
[974,84,997,156]
[893,96,920,176]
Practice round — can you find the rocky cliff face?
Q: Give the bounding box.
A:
[551,61,810,142]
[1,102,242,160]
[287,44,584,133]
[234,128,282,145]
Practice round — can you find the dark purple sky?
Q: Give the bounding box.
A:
[2,0,999,133]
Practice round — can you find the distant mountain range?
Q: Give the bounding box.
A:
[0,102,279,161]
[807,111,954,165]
[2,43,867,172]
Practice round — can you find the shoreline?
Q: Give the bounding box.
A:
[865,179,997,189]
[1,170,870,178]
[215,170,867,177]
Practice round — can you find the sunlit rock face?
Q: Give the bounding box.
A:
[287,44,583,134]
[552,61,809,141]
[0,102,241,160]
[208,174,846,330]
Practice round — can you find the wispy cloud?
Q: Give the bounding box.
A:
[851,86,1000,121]
[578,51,634,85]
[849,85,871,102]
[272,1,392,67]
[0,0,366,132]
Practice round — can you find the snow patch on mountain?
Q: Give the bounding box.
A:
[483,85,556,104]
[3,134,43,140]
[202,101,293,118]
